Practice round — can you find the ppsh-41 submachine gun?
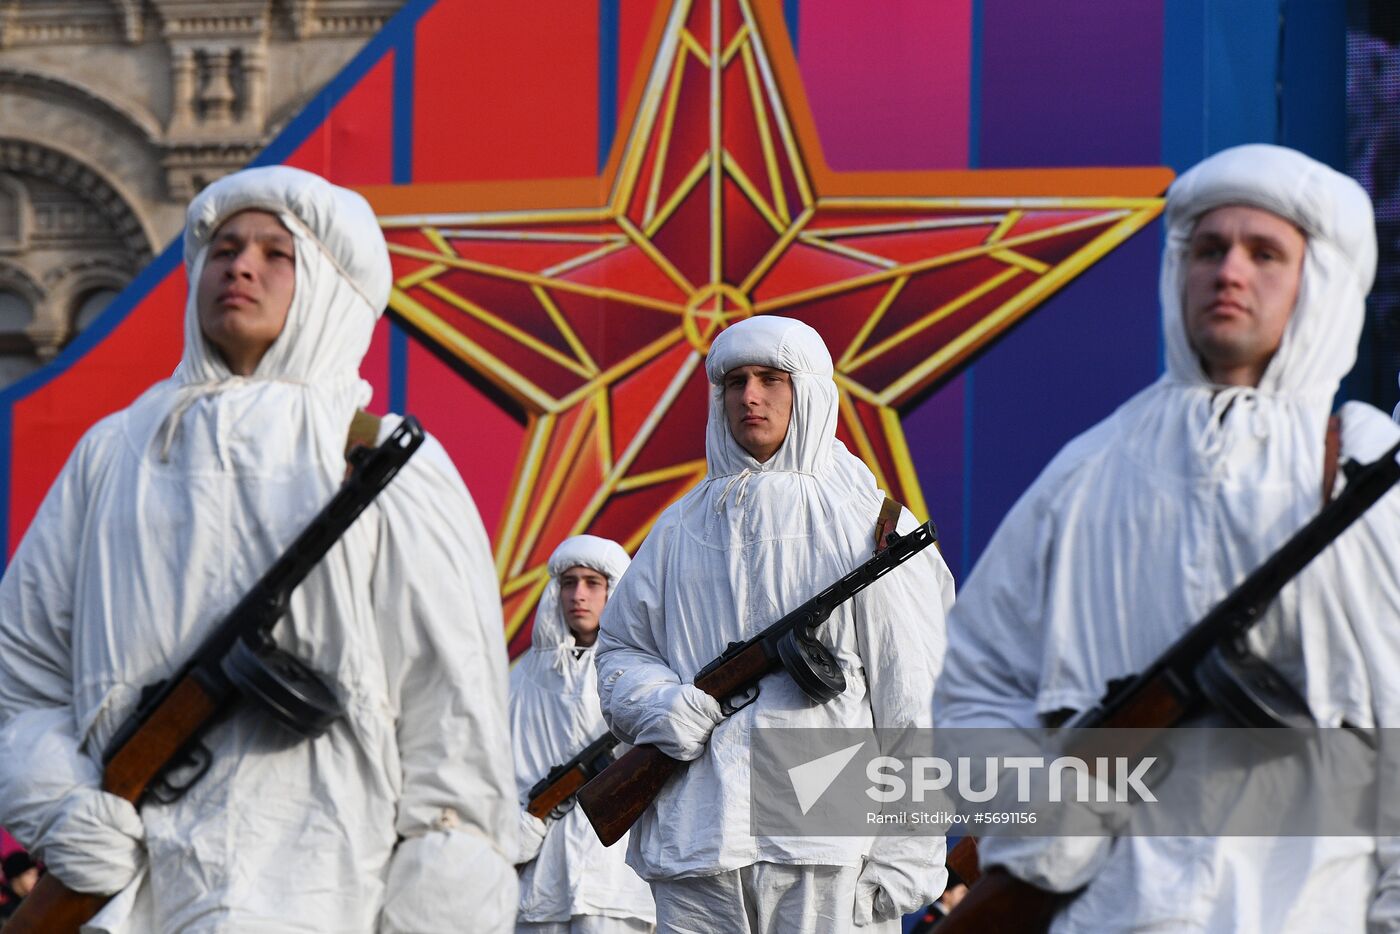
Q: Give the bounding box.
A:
[577,520,938,846]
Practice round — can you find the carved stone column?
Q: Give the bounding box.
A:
[288,0,316,40]
[239,44,267,131]
[116,0,144,43]
[200,48,236,127]
[169,45,196,133]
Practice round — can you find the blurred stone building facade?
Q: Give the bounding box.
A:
[0,0,405,384]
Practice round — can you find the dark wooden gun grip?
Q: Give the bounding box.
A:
[527,767,587,819]
[104,672,221,801]
[693,641,774,700]
[2,872,112,934]
[946,835,981,886]
[577,744,681,846]
[935,867,1067,934]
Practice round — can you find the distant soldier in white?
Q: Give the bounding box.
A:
[936,144,1400,931]
[0,166,517,932]
[511,534,656,933]
[595,315,954,934]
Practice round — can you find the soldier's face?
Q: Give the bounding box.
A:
[1183,205,1305,387]
[722,365,793,463]
[559,566,609,647]
[196,210,296,375]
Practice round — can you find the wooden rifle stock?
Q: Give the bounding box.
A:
[938,438,1400,932]
[574,745,683,846]
[946,836,981,887]
[577,521,938,846]
[2,875,110,934]
[3,419,424,934]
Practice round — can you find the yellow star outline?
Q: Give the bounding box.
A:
[360,0,1173,646]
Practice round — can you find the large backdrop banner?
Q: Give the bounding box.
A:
[0,0,1344,655]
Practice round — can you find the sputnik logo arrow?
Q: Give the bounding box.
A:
[788,741,865,815]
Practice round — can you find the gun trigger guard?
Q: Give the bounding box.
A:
[549,798,578,821]
[720,685,760,716]
[147,741,213,804]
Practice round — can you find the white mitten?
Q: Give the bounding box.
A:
[380,830,516,934]
[40,787,145,896]
[514,809,549,865]
[628,683,724,761]
[853,856,932,927]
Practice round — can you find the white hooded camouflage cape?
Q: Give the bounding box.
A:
[595,315,954,919]
[509,535,655,924]
[935,144,1400,932]
[0,166,517,933]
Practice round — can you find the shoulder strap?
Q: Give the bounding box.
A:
[346,409,383,458]
[874,496,903,554]
[1322,413,1341,506]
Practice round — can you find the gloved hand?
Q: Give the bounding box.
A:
[854,856,934,927]
[515,809,549,865]
[381,830,516,934]
[628,683,724,761]
[40,787,146,896]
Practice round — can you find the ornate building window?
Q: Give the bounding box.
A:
[0,290,31,331]
[0,288,39,384]
[0,141,147,365]
[73,286,120,333]
[0,0,407,385]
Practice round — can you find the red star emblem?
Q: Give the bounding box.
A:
[359,0,1171,652]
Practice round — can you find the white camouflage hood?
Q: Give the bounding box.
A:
[1161,143,1376,400]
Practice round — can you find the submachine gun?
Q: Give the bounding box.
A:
[5,417,425,934]
[527,731,623,820]
[577,519,938,846]
[937,436,1400,933]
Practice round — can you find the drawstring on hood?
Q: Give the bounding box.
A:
[1190,386,1268,476]
[715,467,758,513]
